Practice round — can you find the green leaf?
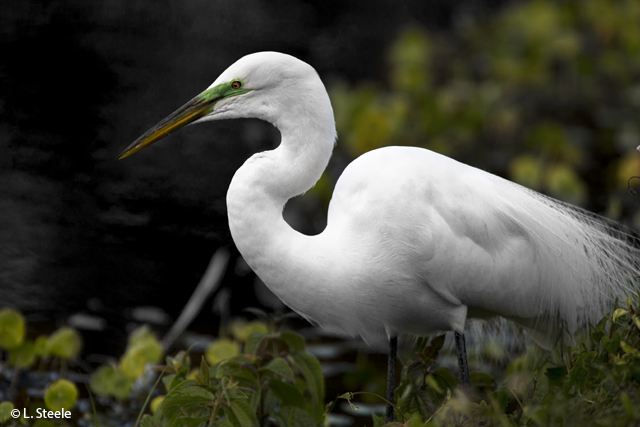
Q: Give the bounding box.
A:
[272,406,321,427]
[227,400,259,427]
[0,401,14,423]
[545,366,568,388]
[34,335,48,357]
[620,341,640,357]
[431,366,459,391]
[126,326,163,364]
[139,414,159,427]
[89,365,115,396]
[612,308,628,322]
[45,327,82,359]
[44,379,78,411]
[253,335,271,357]
[425,374,443,394]
[419,334,446,363]
[161,373,175,390]
[150,395,164,414]
[119,348,146,379]
[245,332,268,355]
[0,308,25,350]
[268,379,305,408]
[590,330,604,346]
[470,371,494,389]
[33,420,55,427]
[621,392,635,418]
[159,384,214,426]
[372,411,386,427]
[603,333,621,355]
[230,320,269,342]
[279,330,306,352]
[399,386,433,419]
[10,340,36,369]
[200,355,211,384]
[289,351,325,418]
[174,416,210,427]
[206,338,241,365]
[259,357,295,382]
[90,365,133,400]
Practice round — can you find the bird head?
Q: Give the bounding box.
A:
[117,52,332,159]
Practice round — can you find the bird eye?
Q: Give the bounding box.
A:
[231,80,242,89]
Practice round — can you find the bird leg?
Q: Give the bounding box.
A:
[385,336,397,423]
[454,331,470,386]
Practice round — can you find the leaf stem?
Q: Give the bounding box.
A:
[339,391,408,422]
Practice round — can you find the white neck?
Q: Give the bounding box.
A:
[226,91,336,308]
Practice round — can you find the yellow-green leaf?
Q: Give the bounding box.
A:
[620,341,640,357]
[126,326,163,364]
[10,340,36,369]
[44,379,78,411]
[119,349,146,379]
[0,308,25,350]
[150,395,164,414]
[205,338,240,365]
[230,320,269,342]
[90,365,132,400]
[45,327,82,359]
[612,308,628,322]
[0,401,15,422]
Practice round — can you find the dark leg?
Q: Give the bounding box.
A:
[385,336,397,423]
[454,331,470,386]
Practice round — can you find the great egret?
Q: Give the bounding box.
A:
[118,52,640,421]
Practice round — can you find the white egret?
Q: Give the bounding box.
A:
[118,52,640,421]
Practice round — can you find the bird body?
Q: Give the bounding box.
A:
[229,142,638,345]
[120,51,640,348]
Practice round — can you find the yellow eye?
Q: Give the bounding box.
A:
[231,80,242,89]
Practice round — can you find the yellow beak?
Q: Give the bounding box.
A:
[117,93,220,160]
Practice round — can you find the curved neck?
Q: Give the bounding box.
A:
[226,98,335,297]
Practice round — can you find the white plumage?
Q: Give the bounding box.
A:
[119,51,640,357]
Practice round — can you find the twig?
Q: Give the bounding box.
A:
[161,248,230,350]
[628,176,640,195]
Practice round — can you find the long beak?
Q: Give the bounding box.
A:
[117,93,223,160]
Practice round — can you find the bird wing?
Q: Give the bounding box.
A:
[326,146,640,339]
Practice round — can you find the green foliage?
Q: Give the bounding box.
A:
[127,325,164,365]
[120,347,147,380]
[229,319,269,342]
[45,327,82,360]
[205,338,241,365]
[0,308,25,350]
[150,395,164,414]
[329,0,640,225]
[119,326,164,381]
[0,401,15,423]
[10,339,36,369]
[145,329,325,427]
[89,325,163,399]
[44,379,78,411]
[33,335,48,357]
[90,364,133,400]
